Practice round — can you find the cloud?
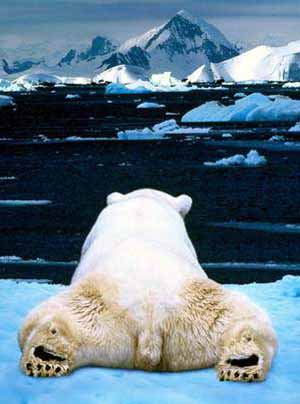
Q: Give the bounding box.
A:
[0,0,299,46]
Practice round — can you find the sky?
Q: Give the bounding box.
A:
[1,0,300,51]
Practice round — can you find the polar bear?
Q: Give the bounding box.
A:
[19,189,277,382]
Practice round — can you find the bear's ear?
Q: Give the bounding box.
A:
[176,194,193,217]
[107,192,124,206]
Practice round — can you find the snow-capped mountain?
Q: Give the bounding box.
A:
[0,36,117,78]
[58,36,117,67]
[99,10,238,78]
[188,40,300,83]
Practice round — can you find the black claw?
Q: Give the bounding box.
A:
[26,363,32,370]
[243,373,249,380]
[220,376,224,381]
[253,373,259,379]
[55,367,61,373]
[46,365,51,371]
[227,371,231,376]
[234,371,240,378]
[37,364,42,370]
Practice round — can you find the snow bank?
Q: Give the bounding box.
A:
[136,102,165,109]
[0,95,15,108]
[0,276,299,403]
[204,150,267,167]
[93,65,149,85]
[182,93,300,122]
[118,119,179,140]
[14,73,62,90]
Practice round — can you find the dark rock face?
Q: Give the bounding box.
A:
[58,49,77,66]
[100,46,150,70]
[2,59,42,74]
[78,36,117,62]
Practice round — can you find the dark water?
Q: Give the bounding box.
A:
[0,139,300,283]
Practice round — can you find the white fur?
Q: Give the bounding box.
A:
[72,189,206,325]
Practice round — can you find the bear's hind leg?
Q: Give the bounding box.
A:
[217,318,277,382]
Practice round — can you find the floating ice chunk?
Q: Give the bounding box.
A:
[0,95,15,108]
[65,94,81,100]
[118,119,179,140]
[0,176,16,181]
[0,200,51,206]
[204,150,267,167]
[269,135,285,142]
[136,102,165,109]
[94,65,149,85]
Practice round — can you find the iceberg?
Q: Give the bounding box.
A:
[93,65,149,85]
[182,93,300,122]
[188,40,300,83]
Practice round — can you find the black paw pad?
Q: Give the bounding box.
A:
[227,354,259,367]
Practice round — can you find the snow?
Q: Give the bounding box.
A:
[14,73,62,90]
[0,200,51,206]
[182,93,300,122]
[204,150,267,167]
[59,76,91,85]
[118,119,179,140]
[282,82,300,88]
[105,77,194,94]
[0,78,22,92]
[289,123,300,132]
[0,95,15,108]
[93,65,149,85]
[136,102,165,109]
[150,72,182,87]
[0,276,299,403]
[188,40,300,82]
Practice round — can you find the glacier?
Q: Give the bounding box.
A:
[0,276,299,403]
